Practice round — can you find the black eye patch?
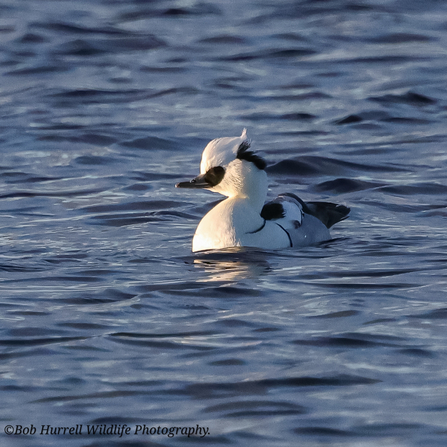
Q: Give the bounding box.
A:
[204,166,225,186]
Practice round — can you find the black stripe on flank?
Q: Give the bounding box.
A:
[247,219,266,234]
[276,223,293,247]
[236,141,266,170]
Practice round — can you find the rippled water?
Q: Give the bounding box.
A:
[1,0,447,446]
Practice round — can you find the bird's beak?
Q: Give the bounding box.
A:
[175,174,210,189]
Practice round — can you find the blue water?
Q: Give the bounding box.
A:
[1,1,447,446]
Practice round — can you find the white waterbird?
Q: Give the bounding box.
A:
[176,129,349,252]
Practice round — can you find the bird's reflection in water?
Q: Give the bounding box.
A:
[192,247,271,282]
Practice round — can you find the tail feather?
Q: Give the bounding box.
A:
[270,193,350,229]
[305,201,350,229]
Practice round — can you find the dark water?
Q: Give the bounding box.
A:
[1,0,447,446]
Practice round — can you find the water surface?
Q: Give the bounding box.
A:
[1,0,447,446]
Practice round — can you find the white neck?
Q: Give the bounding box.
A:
[215,160,268,213]
[192,163,269,252]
